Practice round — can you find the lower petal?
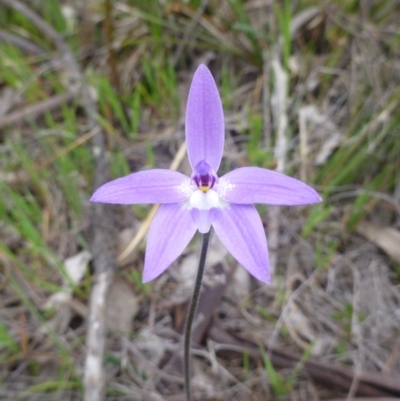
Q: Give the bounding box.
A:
[191,208,216,234]
[143,203,197,282]
[212,204,270,284]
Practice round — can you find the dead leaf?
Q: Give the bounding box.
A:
[117,227,139,266]
[106,278,138,333]
[357,222,400,263]
[64,250,92,284]
[44,250,92,310]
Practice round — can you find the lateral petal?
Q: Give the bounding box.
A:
[90,169,192,204]
[186,64,224,172]
[217,167,322,205]
[212,204,270,284]
[143,203,197,282]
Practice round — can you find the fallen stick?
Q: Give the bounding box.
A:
[208,325,400,398]
[0,29,45,55]
[267,54,288,276]
[324,398,398,401]
[0,91,76,130]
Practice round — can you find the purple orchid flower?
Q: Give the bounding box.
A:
[91,65,321,284]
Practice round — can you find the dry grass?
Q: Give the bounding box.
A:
[1,1,400,400]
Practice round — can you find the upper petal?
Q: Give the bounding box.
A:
[90,169,192,204]
[212,204,270,284]
[186,64,224,172]
[143,203,197,282]
[217,167,322,205]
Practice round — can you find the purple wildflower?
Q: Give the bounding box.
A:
[90,65,321,284]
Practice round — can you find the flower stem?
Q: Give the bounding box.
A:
[184,230,212,401]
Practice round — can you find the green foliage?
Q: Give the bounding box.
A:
[130,269,150,297]
[91,72,131,133]
[315,240,338,270]
[130,89,142,135]
[220,62,236,109]
[247,113,264,166]
[332,302,368,349]
[0,321,19,356]
[43,0,67,34]
[0,45,41,99]
[332,302,353,337]
[227,0,263,64]
[110,150,131,179]
[139,59,179,117]
[255,305,276,323]
[301,203,332,238]
[259,341,314,396]
[242,349,250,380]
[19,380,81,398]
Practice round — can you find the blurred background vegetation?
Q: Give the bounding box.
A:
[0,0,399,400]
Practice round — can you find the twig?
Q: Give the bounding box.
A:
[0,1,116,400]
[208,325,400,398]
[325,398,398,401]
[37,126,101,170]
[0,91,76,130]
[172,0,210,66]
[0,29,45,55]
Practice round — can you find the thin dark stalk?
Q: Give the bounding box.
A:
[184,230,212,401]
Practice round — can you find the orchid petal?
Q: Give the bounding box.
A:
[186,64,224,172]
[90,169,192,204]
[143,203,197,282]
[212,204,270,284]
[217,167,322,205]
[191,208,216,234]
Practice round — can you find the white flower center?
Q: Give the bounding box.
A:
[189,189,220,210]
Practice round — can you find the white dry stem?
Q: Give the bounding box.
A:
[262,49,271,148]
[267,7,321,277]
[271,58,288,173]
[299,106,310,182]
[84,271,110,400]
[268,55,288,276]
